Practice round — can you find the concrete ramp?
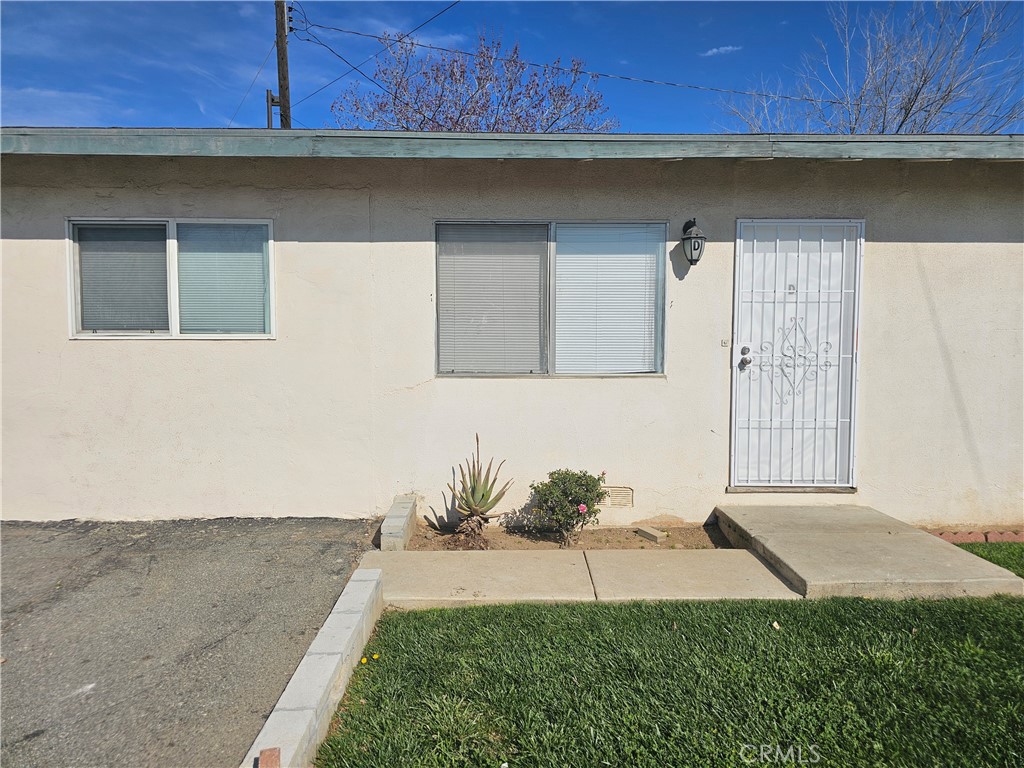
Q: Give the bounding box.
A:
[714,505,1024,599]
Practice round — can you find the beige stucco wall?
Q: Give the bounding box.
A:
[2,154,1022,527]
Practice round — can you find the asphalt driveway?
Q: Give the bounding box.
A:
[1,517,376,768]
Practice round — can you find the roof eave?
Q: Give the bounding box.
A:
[1,127,1021,161]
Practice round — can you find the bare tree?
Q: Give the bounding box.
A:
[330,33,617,132]
[726,2,1023,134]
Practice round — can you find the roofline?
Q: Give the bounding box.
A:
[2,127,1022,161]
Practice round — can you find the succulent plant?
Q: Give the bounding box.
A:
[447,434,513,535]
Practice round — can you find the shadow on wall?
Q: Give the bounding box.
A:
[915,254,988,495]
[500,495,543,531]
[425,499,459,531]
[3,156,1021,244]
[424,492,547,533]
[668,240,694,281]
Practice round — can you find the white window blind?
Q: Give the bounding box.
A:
[437,223,547,373]
[554,224,664,374]
[177,223,270,334]
[76,224,169,332]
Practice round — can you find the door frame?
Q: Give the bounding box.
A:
[728,218,865,490]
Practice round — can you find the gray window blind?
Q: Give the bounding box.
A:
[554,224,664,374]
[177,223,270,334]
[77,224,169,331]
[437,223,547,373]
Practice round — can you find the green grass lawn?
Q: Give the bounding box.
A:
[957,541,1024,578]
[318,546,1024,768]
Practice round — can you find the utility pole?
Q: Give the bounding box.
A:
[274,0,292,128]
[266,90,280,130]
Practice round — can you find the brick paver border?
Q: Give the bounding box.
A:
[926,529,1023,544]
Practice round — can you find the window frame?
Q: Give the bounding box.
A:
[435,219,668,378]
[66,217,276,340]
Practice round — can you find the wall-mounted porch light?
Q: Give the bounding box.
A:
[680,219,707,265]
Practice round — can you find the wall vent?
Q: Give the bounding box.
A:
[604,486,634,507]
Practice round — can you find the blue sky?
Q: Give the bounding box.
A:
[1,1,1020,132]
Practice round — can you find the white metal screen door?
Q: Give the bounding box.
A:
[731,220,862,487]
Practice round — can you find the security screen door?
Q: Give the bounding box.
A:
[731,221,862,487]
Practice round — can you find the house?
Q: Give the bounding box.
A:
[1,128,1021,528]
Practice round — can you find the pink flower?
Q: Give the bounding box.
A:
[578,504,588,514]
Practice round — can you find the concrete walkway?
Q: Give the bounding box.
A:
[359,548,801,608]
[587,549,801,601]
[715,504,1024,598]
[362,505,1023,607]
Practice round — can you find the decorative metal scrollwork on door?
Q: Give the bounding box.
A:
[748,316,833,405]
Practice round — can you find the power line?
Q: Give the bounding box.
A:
[307,23,818,104]
[228,41,276,128]
[293,26,446,129]
[291,0,461,109]
[293,29,396,105]
[298,22,1015,121]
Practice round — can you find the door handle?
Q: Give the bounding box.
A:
[740,356,752,367]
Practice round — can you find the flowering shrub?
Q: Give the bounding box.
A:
[528,469,608,547]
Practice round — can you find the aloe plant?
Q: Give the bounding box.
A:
[447,434,513,536]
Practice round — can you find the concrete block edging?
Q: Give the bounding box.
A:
[379,494,419,551]
[239,568,384,768]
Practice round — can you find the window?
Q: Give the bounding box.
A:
[77,224,170,332]
[437,222,665,375]
[70,220,273,337]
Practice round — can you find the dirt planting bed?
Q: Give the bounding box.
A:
[406,521,733,551]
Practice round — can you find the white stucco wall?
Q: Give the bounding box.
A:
[2,155,1022,526]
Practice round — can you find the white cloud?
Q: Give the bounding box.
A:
[1,87,135,126]
[699,45,743,58]
[183,63,229,88]
[237,3,261,20]
[415,31,469,49]
[227,59,278,89]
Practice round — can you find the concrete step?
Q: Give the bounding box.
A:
[714,504,1024,599]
